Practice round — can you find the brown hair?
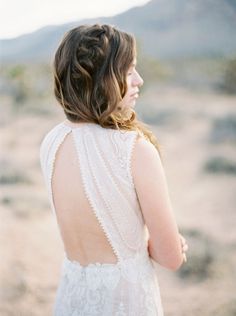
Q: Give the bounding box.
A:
[53,24,162,157]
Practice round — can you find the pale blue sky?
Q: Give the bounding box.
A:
[0,0,150,39]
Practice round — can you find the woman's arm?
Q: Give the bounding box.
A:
[132,136,187,271]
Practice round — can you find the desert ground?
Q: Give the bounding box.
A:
[0,80,236,315]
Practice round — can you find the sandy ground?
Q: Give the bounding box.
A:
[1,86,236,316]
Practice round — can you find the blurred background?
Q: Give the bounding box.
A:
[0,0,236,315]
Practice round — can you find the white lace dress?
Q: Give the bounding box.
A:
[40,122,164,316]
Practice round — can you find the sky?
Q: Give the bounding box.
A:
[0,0,150,39]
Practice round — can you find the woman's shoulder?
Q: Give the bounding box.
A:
[133,134,161,163]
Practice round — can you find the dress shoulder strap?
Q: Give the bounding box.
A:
[39,123,72,215]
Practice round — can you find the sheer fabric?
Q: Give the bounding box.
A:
[40,122,164,316]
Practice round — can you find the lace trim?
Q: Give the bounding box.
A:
[55,251,163,316]
[127,131,140,189]
[71,128,121,263]
[62,251,154,285]
[90,130,143,252]
[89,128,142,254]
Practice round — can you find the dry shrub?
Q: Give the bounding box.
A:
[177,229,217,282]
[209,115,236,144]
[203,156,236,175]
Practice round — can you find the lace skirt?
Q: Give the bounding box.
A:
[53,252,164,316]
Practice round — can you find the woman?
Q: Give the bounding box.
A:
[40,24,188,316]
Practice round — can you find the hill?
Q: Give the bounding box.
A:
[1,0,236,62]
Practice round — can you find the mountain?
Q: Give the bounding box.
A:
[1,0,236,63]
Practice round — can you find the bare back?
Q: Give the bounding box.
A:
[52,131,117,266]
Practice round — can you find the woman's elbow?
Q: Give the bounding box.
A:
[155,255,184,271]
[166,256,184,271]
[148,243,184,271]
